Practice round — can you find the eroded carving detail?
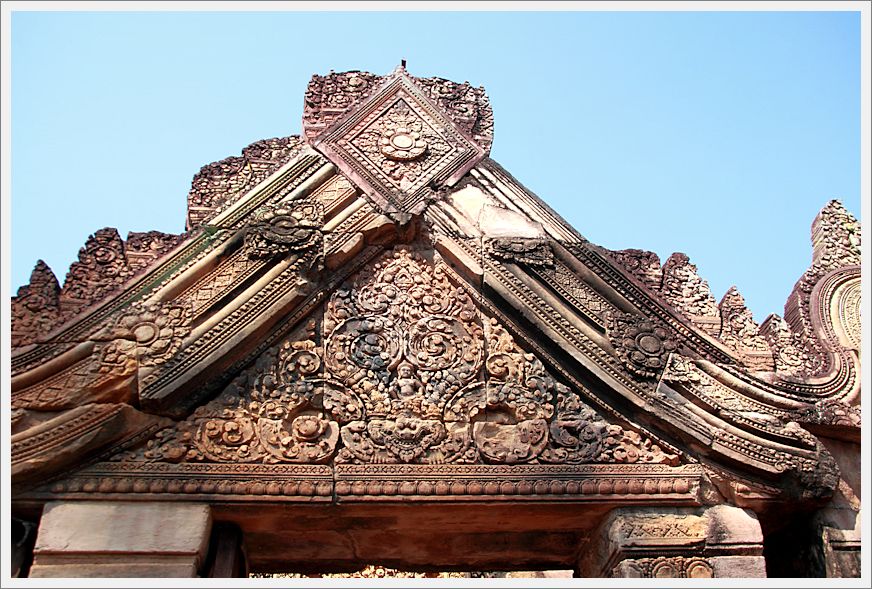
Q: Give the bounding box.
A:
[416,76,494,153]
[11,261,61,348]
[487,238,553,267]
[793,400,861,429]
[659,253,720,336]
[758,314,808,377]
[615,556,713,578]
[607,249,662,291]
[717,287,774,371]
[60,228,133,317]
[303,71,382,140]
[124,231,184,273]
[619,513,705,539]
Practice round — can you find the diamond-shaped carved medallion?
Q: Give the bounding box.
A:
[312,70,486,221]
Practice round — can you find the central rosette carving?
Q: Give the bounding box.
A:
[379,127,427,161]
[350,99,451,193]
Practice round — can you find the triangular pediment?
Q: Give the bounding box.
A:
[11,68,860,515]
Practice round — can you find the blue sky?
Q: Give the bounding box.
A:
[9,9,862,323]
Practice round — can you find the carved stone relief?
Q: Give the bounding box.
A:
[303,69,493,154]
[783,201,861,377]
[758,314,808,378]
[659,253,721,336]
[486,237,554,267]
[12,229,183,348]
[186,136,306,229]
[124,231,184,273]
[311,68,486,219]
[244,200,323,259]
[608,313,678,379]
[107,301,193,368]
[60,228,134,316]
[717,287,774,371]
[614,556,714,578]
[121,248,676,468]
[606,249,662,291]
[11,261,61,348]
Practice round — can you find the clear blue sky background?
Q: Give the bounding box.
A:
[10,10,861,323]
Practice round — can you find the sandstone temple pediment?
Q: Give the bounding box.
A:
[10,65,861,579]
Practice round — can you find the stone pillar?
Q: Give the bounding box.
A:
[29,501,212,577]
[579,505,766,578]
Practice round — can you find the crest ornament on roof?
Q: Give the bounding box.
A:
[304,65,491,222]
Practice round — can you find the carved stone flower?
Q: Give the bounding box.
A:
[379,127,427,161]
[112,301,191,367]
[609,313,678,379]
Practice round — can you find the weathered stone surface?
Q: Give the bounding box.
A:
[580,505,765,578]
[11,403,167,484]
[710,555,767,578]
[31,502,211,578]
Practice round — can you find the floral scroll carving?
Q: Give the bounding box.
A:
[123,321,355,464]
[125,248,676,468]
[349,99,453,192]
